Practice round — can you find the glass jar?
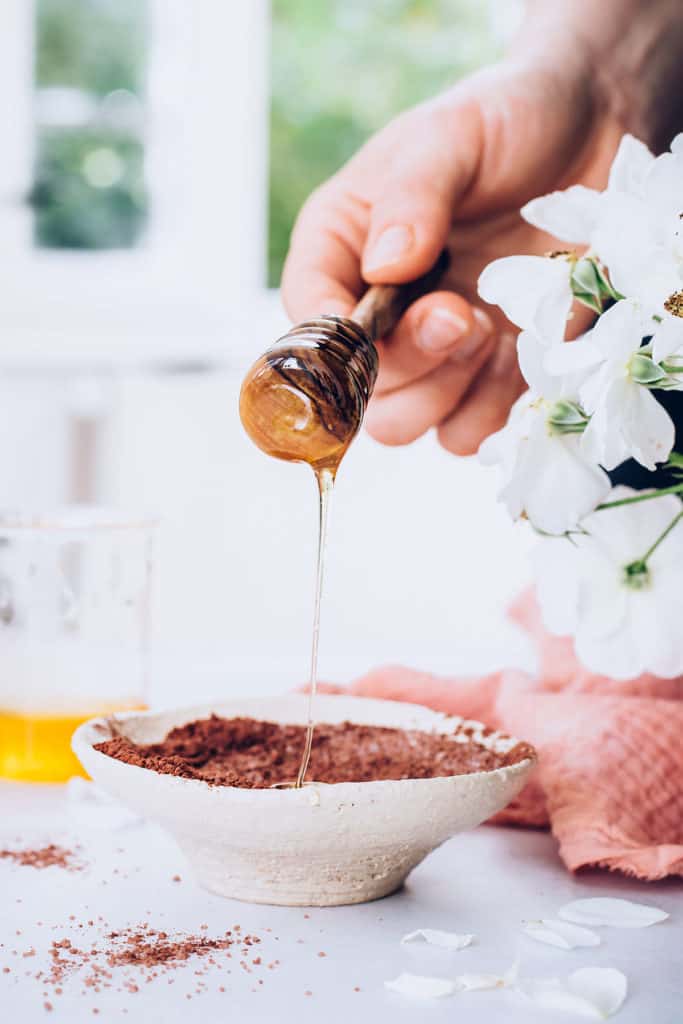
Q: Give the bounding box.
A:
[0,507,156,782]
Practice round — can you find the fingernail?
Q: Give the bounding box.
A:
[364,225,414,272]
[449,308,494,362]
[419,308,469,352]
[472,307,493,335]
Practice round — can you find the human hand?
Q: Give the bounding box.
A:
[281,52,625,454]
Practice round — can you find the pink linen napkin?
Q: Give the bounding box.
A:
[321,592,683,880]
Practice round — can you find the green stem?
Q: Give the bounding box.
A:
[597,483,683,511]
[639,509,683,564]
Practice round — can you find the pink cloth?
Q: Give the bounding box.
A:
[321,592,683,880]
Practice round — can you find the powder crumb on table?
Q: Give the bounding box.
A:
[0,844,82,872]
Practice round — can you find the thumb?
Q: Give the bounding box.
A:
[361,107,477,284]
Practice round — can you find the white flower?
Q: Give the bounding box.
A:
[480,333,610,534]
[478,256,573,345]
[521,134,655,246]
[521,184,603,245]
[532,488,683,679]
[590,134,683,356]
[545,301,676,471]
[519,134,683,357]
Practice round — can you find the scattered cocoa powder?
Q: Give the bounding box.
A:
[31,923,272,1004]
[95,715,534,788]
[0,844,82,872]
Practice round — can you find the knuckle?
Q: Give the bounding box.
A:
[436,423,481,457]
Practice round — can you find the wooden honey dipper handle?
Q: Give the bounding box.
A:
[350,249,451,341]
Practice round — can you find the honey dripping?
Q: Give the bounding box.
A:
[239,252,449,787]
[240,317,378,787]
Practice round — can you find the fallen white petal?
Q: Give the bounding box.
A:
[519,968,627,1019]
[519,977,600,1018]
[568,968,627,1018]
[524,919,601,949]
[519,977,605,1019]
[401,928,474,950]
[454,973,505,991]
[384,972,456,999]
[559,898,669,928]
[455,961,519,992]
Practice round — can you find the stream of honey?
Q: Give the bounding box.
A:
[295,467,334,788]
[239,316,377,788]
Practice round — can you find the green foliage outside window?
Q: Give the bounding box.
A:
[31,0,147,250]
[31,0,498,271]
[268,0,499,285]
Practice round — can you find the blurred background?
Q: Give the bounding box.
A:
[0,0,533,705]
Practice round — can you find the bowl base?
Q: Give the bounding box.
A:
[178,836,427,907]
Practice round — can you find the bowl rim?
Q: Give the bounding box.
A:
[72,694,537,798]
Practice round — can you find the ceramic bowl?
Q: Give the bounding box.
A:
[72,694,535,907]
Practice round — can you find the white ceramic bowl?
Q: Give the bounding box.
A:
[73,695,535,907]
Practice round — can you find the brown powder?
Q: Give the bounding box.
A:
[37,924,270,1000]
[0,844,82,872]
[95,715,534,788]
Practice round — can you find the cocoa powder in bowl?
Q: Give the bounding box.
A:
[95,715,534,788]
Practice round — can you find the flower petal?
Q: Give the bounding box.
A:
[523,919,601,949]
[591,194,658,299]
[544,338,603,377]
[455,962,518,991]
[517,331,556,393]
[517,431,611,534]
[384,973,456,998]
[522,185,602,244]
[531,537,582,635]
[401,929,474,950]
[607,134,654,195]
[590,300,645,361]
[559,898,669,928]
[518,978,604,1019]
[478,255,572,343]
[519,968,627,1019]
[622,386,675,471]
[567,968,628,1018]
[454,973,504,991]
[651,314,683,363]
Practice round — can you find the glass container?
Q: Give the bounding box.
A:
[0,507,155,782]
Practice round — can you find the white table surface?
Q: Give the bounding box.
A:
[1,781,681,1024]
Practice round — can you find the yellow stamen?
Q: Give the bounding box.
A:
[664,291,683,318]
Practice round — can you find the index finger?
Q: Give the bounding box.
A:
[281,184,368,322]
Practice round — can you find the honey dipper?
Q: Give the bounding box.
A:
[239,249,450,473]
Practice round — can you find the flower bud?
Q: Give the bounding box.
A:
[570,258,620,313]
[547,399,589,434]
[629,353,669,387]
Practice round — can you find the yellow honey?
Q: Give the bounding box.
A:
[0,702,145,783]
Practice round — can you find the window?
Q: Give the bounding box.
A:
[33,0,149,251]
[0,1,520,351]
[0,0,270,360]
